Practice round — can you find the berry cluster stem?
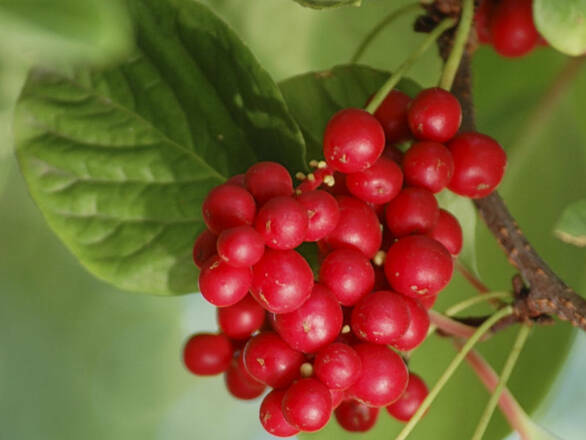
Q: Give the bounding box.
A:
[470,324,531,440]
[394,306,513,440]
[365,17,456,115]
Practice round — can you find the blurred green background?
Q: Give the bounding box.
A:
[0,1,584,439]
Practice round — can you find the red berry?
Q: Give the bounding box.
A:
[475,0,494,44]
[282,378,333,432]
[319,248,375,306]
[419,293,438,309]
[255,196,308,250]
[348,343,408,407]
[217,294,266,340]
[314,343,362,390]
[408,88,462,143]
[323,196,382,259]
[373,90,412,144]
[351,291,411,344]
[383,144,404,163]
[260,390,299,437]
[490,0,538,58]
[251,249,314,313]
[386,372,429,422]
[199,255,252,307]
[183,333,233,375]
[224,352,266,400]
[335,399,380,432]
[202,184,256,234]
[448,132,507,198]
[323,108,385,173]
[273,284,343,353]
[425,209,463,255]
[402,141,454,193]
[384,235,453,297]
[217,225,265,268]
[297,190,340,241]
[390,297,430,351]
[192,229,217,269]
[346,156,403,205]
[226,173,246,187]
[385,187,440,237]
[245,161,293,205]
[243,332,304,388]
[330,388,346,409]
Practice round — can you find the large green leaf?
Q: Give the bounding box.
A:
[293,0,362,9]
[554,199,586,247]
[534,0,586,56]
[14,0,306,295]
[0,0,132,63]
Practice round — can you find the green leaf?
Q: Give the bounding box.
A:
[534,0,586,56]
[293,0,362,10]
[554,199,586,247]
[14,0,307,295]
[279,64,420,160]
[0,0,132,63]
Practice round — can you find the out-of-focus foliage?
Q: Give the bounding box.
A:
[555,199,586,247]
[534,0,586,57]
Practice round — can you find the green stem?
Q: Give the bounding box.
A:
[470,324,532,440]
[438,0,474,91]
[394,306,513,440]
[350,2,422,64]
[365,17,456,114]
[445,291,512,317]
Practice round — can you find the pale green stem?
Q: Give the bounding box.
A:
[438,0,474,90]
[445,291,512,317]
[350,3,422,63]
[365,17,456,114]
[470,324,532,440]
[394,306,514,440]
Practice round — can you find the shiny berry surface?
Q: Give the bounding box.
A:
[425,209,463,255]
[385,235,453,298]
[373,89,412,144]
[217,225,265,268]
[323,108,385,173]
[297,190,340,241]
[255,196,308,250]
[408,88,462,143]
[282,378,333,432]
[183,333,233,376]
[490,0,538,58]
[390,297,430,351]
[198,255,252,307]
[386,372,429,422]
[202,184,256,234]
[402,141,454,193]
[243,332,304,388]
[245,161,293,205]
[260,390,299,437]
[217,294,266,340]
[314,343,362,390]
[475,0,494,44]
[192,229,217,269]
[224,352,266,400]
[251,249,314,314]
[346,156,404,205]
[385,187,440,237]
[335,399,380,432]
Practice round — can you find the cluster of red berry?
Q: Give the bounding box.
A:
[182,85,506,436]
[475,0,545,58]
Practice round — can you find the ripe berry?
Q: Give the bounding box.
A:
[335,399,380,432]
[402,141,454,193]
[243,332,304,388]
[297,190,340,241]
[330,389,346,409]
[448,132,507,198]
[319,248,375,306]
[323,196,382,259]
[251,249,314,314]
[383,144,404,163]
[260,390,299,437]
[217,225,265,268]
[490,0,538,58]
[408,88,462,143]
[224,352,266,400]
[385,235,453,297]
[419,294,438,309]
[425,209,463,255]
[475,0,494,44]
[183,333,233,375]
[198,255,252,307]
[386,372,429,422]
[390,297,430,351]
[345,156,404,205]
[202,184,256,234]
[273,284,343,353]
[348,343,408,407]
[226,173,246,187]
[314,343,362,390]
[282,378,333,432]
[217,294,266,340]
[323,108,385,173]
[245,161,293,205]
[351,290,411,344]
[385,187,440,237]
[373,89,412,144]
[255,196,308,250]
[192,229,217,269]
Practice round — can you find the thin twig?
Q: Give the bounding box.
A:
[455,259,490,293]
